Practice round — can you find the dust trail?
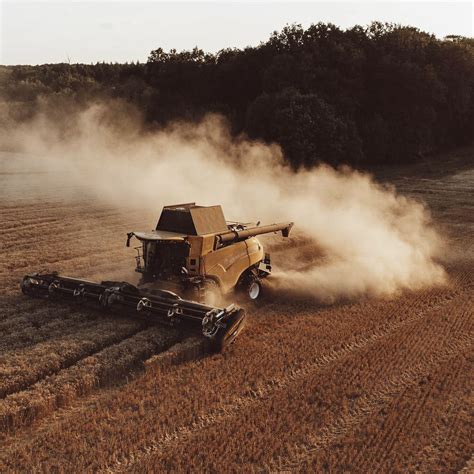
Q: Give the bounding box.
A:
[0,101,446,301]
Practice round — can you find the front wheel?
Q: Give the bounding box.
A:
[246,277,263,301]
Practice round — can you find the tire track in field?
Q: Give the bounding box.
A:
[392,364,471,473]
[103,287,465,473]
[284,292,473,470]
[347,306,471,472]
[271,333,473,473]
[421,400,473,473]
[363,307,472,472]
[357,357,462,472]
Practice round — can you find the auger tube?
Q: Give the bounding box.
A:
[216,222,293,244]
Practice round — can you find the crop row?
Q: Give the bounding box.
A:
[0,326,179,432]
[0,316,145,398]
[0,304,113,352]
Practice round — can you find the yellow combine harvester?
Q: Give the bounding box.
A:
[22,203,293,351]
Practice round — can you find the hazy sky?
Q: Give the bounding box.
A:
[1,1,472,65]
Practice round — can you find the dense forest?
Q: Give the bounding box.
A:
[1,22,473,168]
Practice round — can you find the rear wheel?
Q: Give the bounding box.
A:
[237,270,263,302]
[247,279,262,301]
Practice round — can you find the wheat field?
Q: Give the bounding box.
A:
[0,149,472,472]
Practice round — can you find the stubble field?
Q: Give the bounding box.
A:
[0,148,472,472]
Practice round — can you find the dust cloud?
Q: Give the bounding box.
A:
[0,101,446,301]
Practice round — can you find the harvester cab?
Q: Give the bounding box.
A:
[126,203,293,304]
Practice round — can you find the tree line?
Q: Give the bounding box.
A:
[1,22,473,168]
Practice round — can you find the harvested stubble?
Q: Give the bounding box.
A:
[0,267,471,473]
[335,344,473,473]
[0,153,473,473]
[0,326,179,432]
[116,290,473,472]
[0,317,146,398]
[144,337,210,374]
[1,276,471,473]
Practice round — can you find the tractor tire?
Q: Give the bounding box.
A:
[211,309,246,353]
[238,269,264,302]
[246,278,263,301]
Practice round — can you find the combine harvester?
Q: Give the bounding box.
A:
[21,203,293,351]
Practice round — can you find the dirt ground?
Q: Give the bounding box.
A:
[0,147,472,472]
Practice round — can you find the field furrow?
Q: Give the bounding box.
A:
[0,326,180,432]
[277,302,473,472]
[0,317,146,398]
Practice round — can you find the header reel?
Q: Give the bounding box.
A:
[21,272,246,352]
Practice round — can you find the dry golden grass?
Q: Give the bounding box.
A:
[0,326,178,432]
[0,149,472,472]
[0,316,146,398]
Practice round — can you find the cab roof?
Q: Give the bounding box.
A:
[156,203,228,236]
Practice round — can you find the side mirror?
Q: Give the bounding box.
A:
[126,232,134,247]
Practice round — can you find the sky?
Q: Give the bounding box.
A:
[0,1,472,65]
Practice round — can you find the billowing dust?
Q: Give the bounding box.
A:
[0,101,446,302]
